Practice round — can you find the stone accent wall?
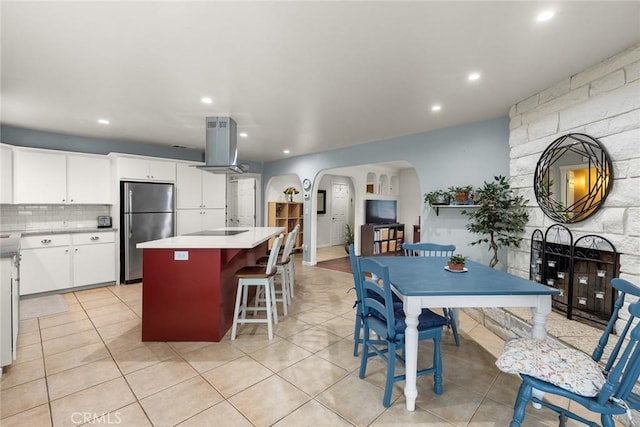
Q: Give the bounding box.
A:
[467,43,640,425]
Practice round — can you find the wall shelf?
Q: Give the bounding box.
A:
[430,204,480,216]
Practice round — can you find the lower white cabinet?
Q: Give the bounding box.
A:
[20,232,116,296]
[177,209,225,235]
[72,233,116,288]
[1,253,20,368]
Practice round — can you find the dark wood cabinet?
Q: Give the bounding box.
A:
[360,223,404,256]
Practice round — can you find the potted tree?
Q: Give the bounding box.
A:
[424,190,451,206]
[447,254,467,271]
[344,223,354,254]
[461,175,529,268]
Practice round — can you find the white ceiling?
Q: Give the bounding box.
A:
[2,2,639,162]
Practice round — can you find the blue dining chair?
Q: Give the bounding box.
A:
[402,242,460,346]
[348,244,401,356]
[497,278,640,426]
[356,256,446,407]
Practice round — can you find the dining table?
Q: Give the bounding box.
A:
[368,256,560,411]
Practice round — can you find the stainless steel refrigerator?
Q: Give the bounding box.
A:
[120,181,175,283]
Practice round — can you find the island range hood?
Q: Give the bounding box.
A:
[196,116,248,174]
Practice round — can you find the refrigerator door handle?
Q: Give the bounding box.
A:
[128,189,133,238]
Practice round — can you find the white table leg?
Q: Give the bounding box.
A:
[403,298,422,411]
[531,295,552,409]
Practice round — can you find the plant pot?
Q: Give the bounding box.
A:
[454,192,469,203]
[447,262,465,271]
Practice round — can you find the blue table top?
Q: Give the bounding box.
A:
[368,256,560,297]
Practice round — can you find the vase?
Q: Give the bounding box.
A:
[287,194,293,202]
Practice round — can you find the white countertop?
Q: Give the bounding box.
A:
[136,227,285,249]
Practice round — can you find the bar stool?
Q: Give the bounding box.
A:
[256,224,299,310]
[230,234,283,340]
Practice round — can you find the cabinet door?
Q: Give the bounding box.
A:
[1,146,12,203]
[176,164,203,209]
[202,172,226,208]
[14,150,67,203]
[20,247,71,295]
[117,157,149,180]
[201,209,225,230]
[176,209,203,235]
[73,243,116,287]
[148,160,176,181]
[67,155,112,204]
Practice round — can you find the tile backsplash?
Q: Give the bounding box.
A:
[0,204,111,231]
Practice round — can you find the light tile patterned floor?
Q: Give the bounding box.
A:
[0,247,615,426]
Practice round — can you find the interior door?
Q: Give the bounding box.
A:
[330,183,349,246]
[237,178,256,227]
[226,179,238,227]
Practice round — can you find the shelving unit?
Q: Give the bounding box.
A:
[430,204,480,216]
[360,223,404,257]
[267,202,304,251]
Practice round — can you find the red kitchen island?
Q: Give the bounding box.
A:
[137,227,283,342]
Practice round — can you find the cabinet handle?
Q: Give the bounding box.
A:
[90,236,100,241]
[70,199,74,203]
[75,248,78,253]
[41,239,52,244]
[62,199,66,202]
[65,249,69,253]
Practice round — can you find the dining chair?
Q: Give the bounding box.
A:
[401,242,460,346]
[230,233,283,340]
[356,256,446,407]
[496,278,640,426]
[349,244,402,356]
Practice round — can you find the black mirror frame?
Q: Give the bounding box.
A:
[317,190,327,214]
[533,133,613,224]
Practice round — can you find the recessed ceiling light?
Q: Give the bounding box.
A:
[283,149,290,154]
[200,97,213,104]
[97,119,110,125]
[431,105,442,112]
[536,10,554,22]
[468,72,481,81]
[239,132,248,138]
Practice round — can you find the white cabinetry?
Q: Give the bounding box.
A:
[20,234,72,295]
[176,163,225,208]
[1,145,13,203]
[176,163,225,235]
[117,157,176,182]
[177,209,226,235]
[71,233,116,287]
[1,253,20,368]
[20,232,116,296]
[13,149,111,204]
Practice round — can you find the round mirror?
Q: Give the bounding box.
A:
[534,133,613,223]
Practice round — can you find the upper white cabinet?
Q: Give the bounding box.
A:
[117,156,176,182]
[176,163,225,209]
[13,149,111,204]
[67,155,111,204]
[1,145,13,203]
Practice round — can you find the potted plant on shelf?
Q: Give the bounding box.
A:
[344,223,354,254]
[448,254,467,271]
[283,186,299,202]
[424,190,451,206]
[461,175,529,268]
[449,185,473,205]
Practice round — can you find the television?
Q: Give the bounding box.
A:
[365,199,398,225]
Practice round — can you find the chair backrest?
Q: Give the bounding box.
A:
[403,242,455,257]
[265,234,283,275]
[592,278,640,371]
[595,300,640,407]
[280,225,298,263]
[348,244,365,317]
[357,257,397,341]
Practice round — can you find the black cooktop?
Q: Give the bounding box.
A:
[185,230,248,236]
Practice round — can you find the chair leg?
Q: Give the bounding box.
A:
[383,341,396,407]
[444,308,460,346]
[359,325,371,379]
[433,335,443,395]
[241,283,249,320]
[289,261,295,299]
[279,267,288,316]
[231,281,244,340]
[601,415,615,427]
[269,277,278,325]
[264,282,273,340]
[253,286,263,317]
[510,381,532,427]
[353,316,362,357]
